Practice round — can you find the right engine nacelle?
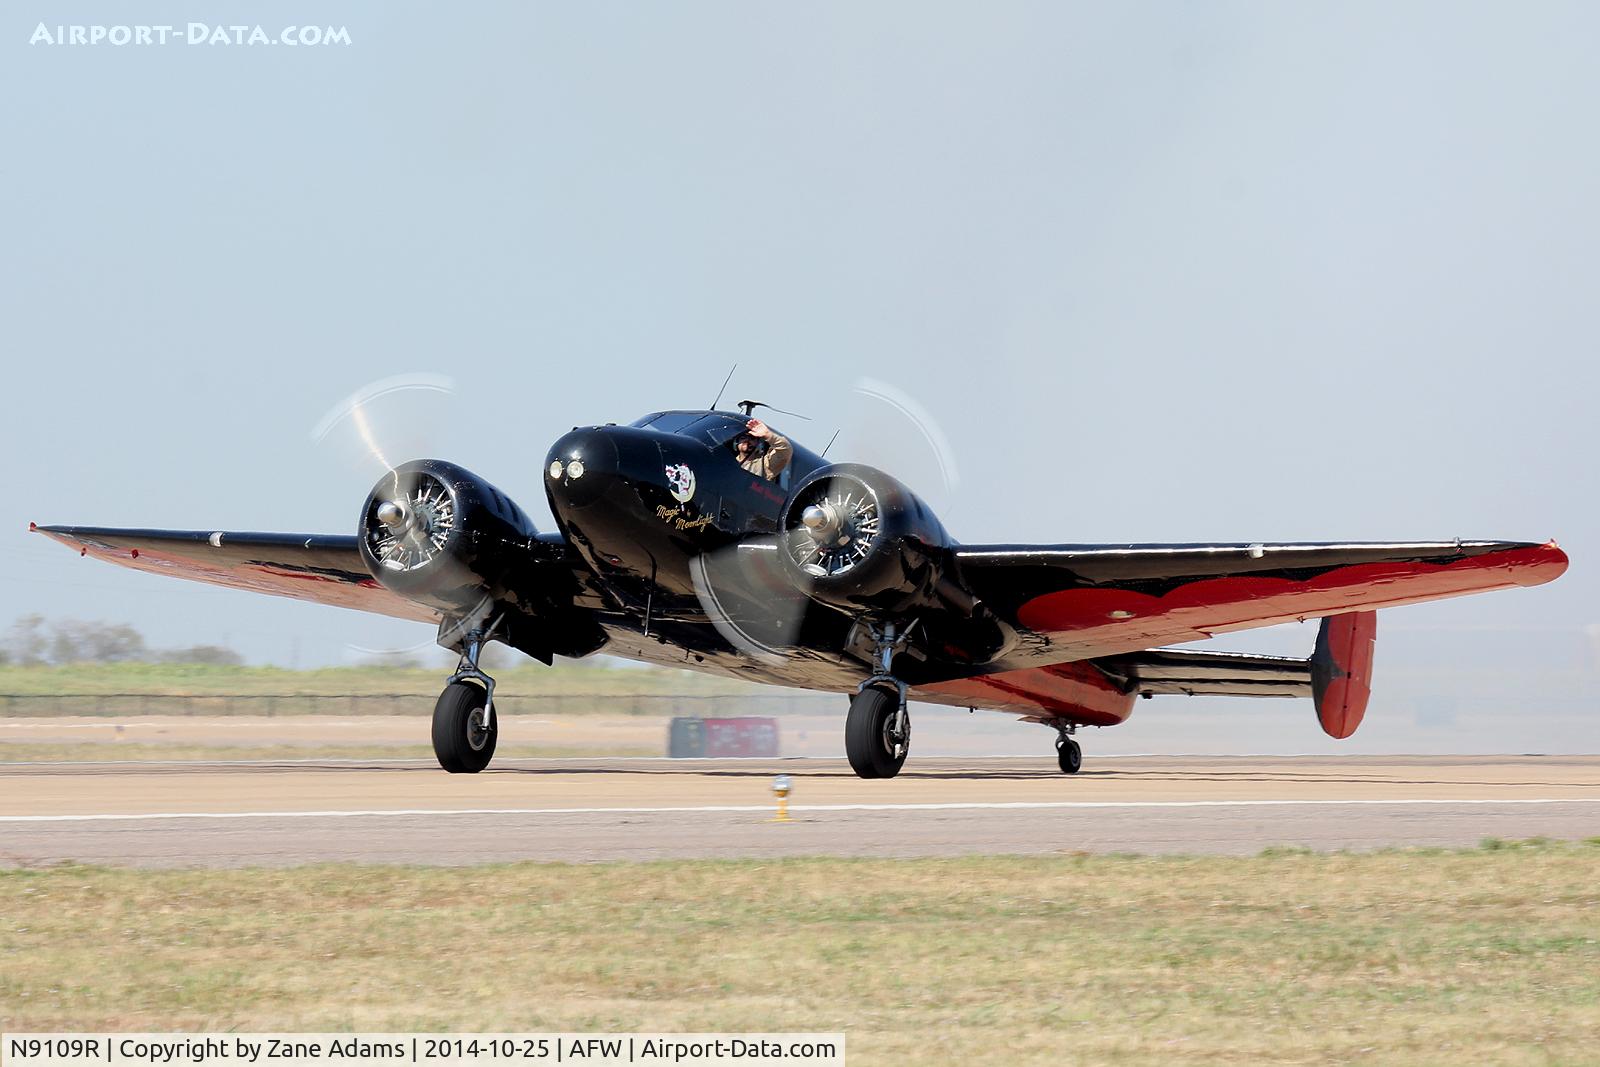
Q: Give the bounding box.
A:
[776,463,953,617]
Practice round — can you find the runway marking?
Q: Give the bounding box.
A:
[4,797,1599,823]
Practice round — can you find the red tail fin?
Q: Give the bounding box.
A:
[1311,612,1377,739]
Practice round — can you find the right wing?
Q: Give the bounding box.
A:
[953,539,1566,665]
[32,524,438,623]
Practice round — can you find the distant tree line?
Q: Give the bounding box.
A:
[0,615,243,666]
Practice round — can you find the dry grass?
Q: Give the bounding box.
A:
[3,843,1598,1065]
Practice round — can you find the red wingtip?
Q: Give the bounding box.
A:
[1507,541,1569,587]
[28,521,37,532]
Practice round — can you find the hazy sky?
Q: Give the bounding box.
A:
[3,3,1595,738]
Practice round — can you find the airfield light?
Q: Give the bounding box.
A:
[548,460,564,479]
[567,459,585,479]
[771,774,793,823]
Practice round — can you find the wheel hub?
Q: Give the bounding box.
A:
[881,711,908,759]
[465,707,490,751]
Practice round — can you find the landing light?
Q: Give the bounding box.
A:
[567,459,586,479]
[548,460,564,479]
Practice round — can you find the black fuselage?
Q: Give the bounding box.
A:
[541,411,862,684]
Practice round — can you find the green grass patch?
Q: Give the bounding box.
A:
[3,844,1598,1064]
[0,662,800,716]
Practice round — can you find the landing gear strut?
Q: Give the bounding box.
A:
[844,621,912,779]
[433,627,498,773]
[1047,719,1082,775]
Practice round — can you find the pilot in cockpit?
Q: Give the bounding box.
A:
[733,418,792,482]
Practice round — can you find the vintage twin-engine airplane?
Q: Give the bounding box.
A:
[34,400,1568,777]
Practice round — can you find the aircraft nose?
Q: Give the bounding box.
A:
[545,428,620,508]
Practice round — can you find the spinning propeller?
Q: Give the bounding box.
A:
[689,377,962,664]
[309,374,473,659]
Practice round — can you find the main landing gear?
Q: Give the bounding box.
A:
[1047,719,1083,775]
[433,627,498,773]
[844,621,912,779]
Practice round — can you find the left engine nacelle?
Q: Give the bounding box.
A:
[358,459,541,613]
[776,462,954,617]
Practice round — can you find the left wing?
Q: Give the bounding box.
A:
[952,539,1567,665]
[31,524,438,623]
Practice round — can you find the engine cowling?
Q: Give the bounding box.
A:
[357,459,541,614]
[776,463,954,617]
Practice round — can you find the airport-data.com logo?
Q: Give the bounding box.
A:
[30,23,352,47]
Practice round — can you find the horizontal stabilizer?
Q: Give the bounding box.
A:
[1104,648,1312,698]
[1101,611,1378,739]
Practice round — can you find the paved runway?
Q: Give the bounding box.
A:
[1,755,1596,867]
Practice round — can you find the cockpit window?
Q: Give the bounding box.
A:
[631,412,702,433]
[632,412,798,489]
[681,414,749,447]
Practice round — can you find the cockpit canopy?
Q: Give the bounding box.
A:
[630,409,824,489]
[631,410,752,448]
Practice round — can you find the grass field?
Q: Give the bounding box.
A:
[0,662,760,701]
[0,663,822,723]
[4,842,1598,1065]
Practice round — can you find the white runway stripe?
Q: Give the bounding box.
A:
[3,797,1599,823]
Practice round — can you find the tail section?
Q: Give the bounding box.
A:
[1100,610,1380,740]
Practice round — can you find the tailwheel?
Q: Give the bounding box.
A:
[1056,736,1082,775]
[845,684,909,779]
[433,680,497,773]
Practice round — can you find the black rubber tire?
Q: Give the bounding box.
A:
[433,681,497,773]
[1056,737,1082,775]
[845,685,908,779]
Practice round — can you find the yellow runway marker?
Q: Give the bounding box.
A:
[771,774,793,822]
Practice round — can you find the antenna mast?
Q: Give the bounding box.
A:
[709,364,737,411]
